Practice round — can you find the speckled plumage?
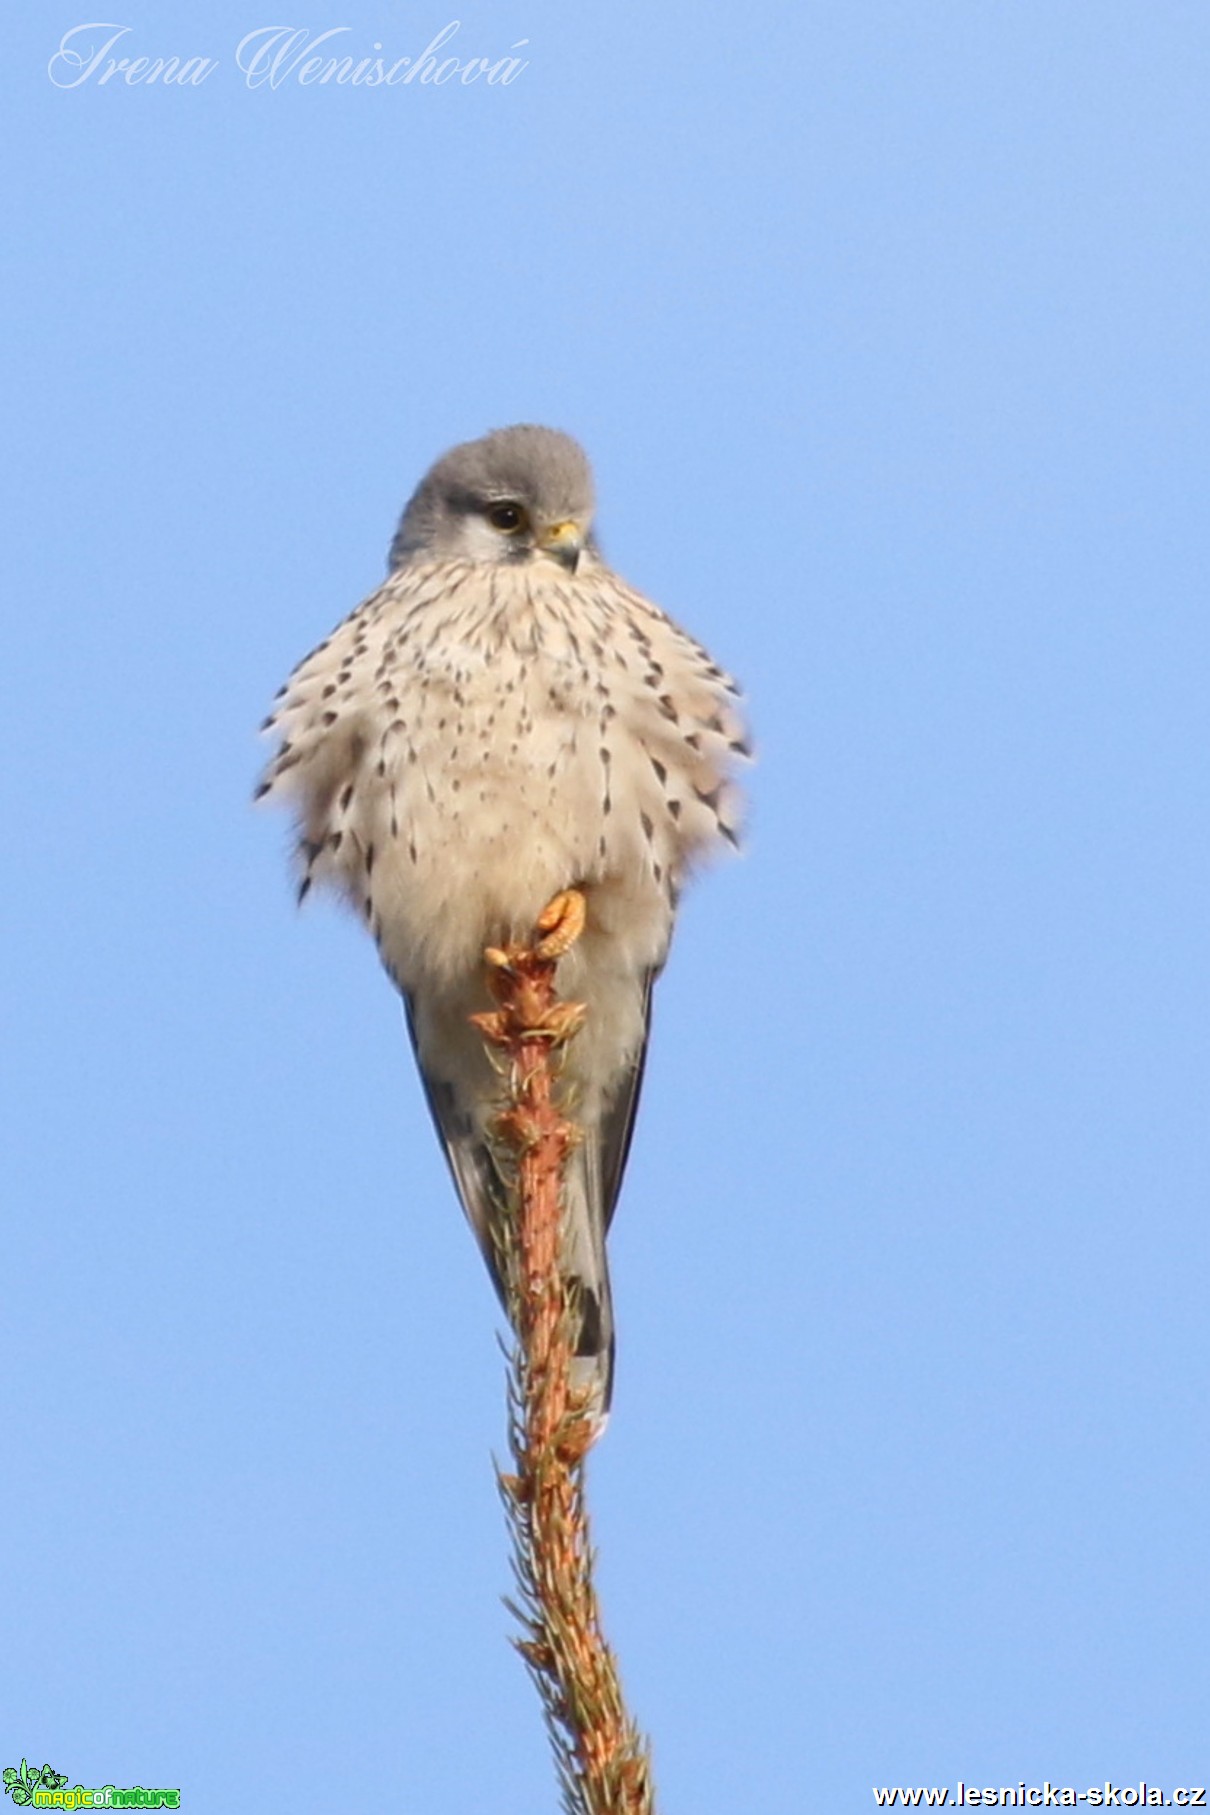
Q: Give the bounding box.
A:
[259,426,748,1418]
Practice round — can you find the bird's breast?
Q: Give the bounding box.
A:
[344,645,634,988]
[264,558,738,994]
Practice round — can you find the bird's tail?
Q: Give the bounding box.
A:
[556,1143,616,1423]
[405,998,616,1426]
[486,1139,615,1427]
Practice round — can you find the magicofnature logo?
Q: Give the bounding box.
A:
[2,1762,179,1810]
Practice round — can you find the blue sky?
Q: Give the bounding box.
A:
[5,4,1208,1809]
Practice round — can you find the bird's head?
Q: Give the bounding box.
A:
[389,424,597,573]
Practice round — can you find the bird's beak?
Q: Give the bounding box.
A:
[537,519,585,572]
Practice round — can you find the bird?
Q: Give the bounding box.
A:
[258,425,748,1423]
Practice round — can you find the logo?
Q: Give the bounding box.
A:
[2,1763,179,1810]
[3,1765,67,1807]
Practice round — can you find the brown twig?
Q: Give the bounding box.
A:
[471,889,656,1815]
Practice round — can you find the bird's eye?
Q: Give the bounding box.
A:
[486,501,526,533]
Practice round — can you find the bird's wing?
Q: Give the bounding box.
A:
[594,966,657,1232]
[403,994,510,1305]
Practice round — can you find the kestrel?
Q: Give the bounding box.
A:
[259,426,747,1420]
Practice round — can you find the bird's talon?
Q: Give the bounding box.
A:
[534,888,587,959]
